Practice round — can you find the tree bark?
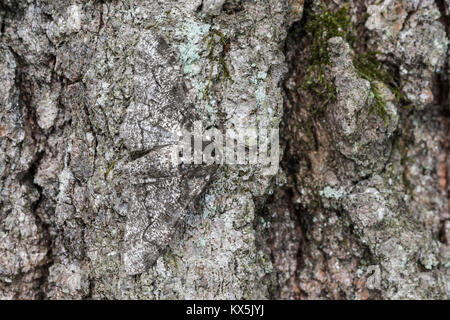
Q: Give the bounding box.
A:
[0,0,448,299]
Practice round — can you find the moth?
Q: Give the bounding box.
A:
[116,32,215,275]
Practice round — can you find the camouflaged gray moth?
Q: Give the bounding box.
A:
[117,32,215,275]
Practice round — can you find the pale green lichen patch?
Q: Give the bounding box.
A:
[320,186,345,200]
[255,85,266,105]
[177,20,211,75]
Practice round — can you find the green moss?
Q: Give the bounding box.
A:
[303,4,405,123]
[104,160,116,179]
[353,51,402,124]
[303,4,352,103]
[202,30,233,99]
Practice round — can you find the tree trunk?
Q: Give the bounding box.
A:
[0,0,448,299]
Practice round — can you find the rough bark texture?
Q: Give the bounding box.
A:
[0,0,448,299]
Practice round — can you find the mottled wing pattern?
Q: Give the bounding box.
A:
[117,32,214,275]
